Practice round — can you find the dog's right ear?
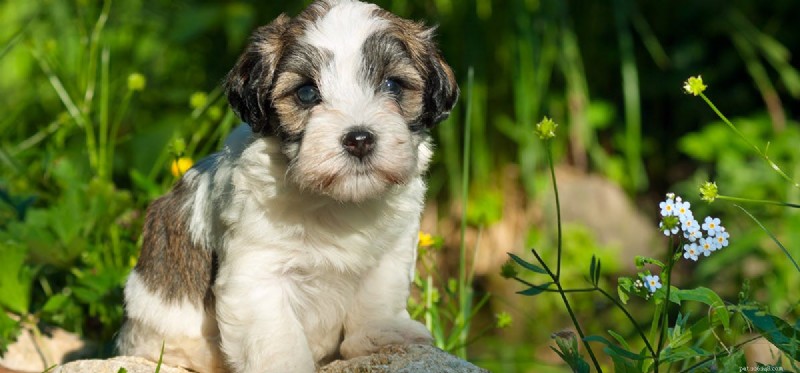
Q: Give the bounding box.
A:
[224,14,291,135]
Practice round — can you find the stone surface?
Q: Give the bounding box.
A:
[0,323,96,372]
[547,166,661,263]
[49,345,485,373]
[53,356,191,373]
[319,344,488,373]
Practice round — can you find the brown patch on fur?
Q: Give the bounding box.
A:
[136,180,214,307]
[225,14,292,135]
[371,7,459,127]
[272,43,333,136]
[378,170,408,186]
[360,32,425,123]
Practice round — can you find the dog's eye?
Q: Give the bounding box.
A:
[380,78,402,96]
[296,84,321,106]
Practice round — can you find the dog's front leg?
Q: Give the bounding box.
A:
[340,231,433,359]
[214,254,315,373]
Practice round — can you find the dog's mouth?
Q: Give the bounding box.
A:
[290,161,412,203]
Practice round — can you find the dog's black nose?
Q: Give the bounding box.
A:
[342,129,376,159]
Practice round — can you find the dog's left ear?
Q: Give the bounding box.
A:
[224,14,291,135]
[418,28,459,128]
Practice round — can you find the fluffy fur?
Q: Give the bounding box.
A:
[117,1,458,372]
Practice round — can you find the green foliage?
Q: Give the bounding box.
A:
[509,90,800,371]
[409,234,498,356]
[741,308,800,361]
[0,314,18,356]
[552,332,591,373]
[0,241,34,315]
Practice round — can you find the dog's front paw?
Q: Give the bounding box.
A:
[340,318,433,359]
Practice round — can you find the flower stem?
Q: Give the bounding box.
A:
[533,140,602,372]
[596,287,657,359]
[545,141,563,281]
[699,92,799,188]
[655,237,677,371]
[717,194,800,208]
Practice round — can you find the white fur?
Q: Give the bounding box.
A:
[204,130,430,372]
[290,2,425,202]
[123,271,206,338]
[120,271,222,372]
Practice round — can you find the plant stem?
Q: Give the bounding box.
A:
[699,92,799,188]
[534,137,602,371]
[596,287,657,359]
[98,45,110,179]
[655,238,677,371]
[735,204,800,273]
[529,239,601,371]
[511,276,595,293]
[545,141,563,281]
[718,195,800,209]
[678,335,763,373]
[456,67,475,359]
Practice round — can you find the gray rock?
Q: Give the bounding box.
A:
[53,356,191,373]
[0,323,96,372]
[319,344,488,373]
[51,345,485,373]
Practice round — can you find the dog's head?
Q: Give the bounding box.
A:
[224,0,458,202]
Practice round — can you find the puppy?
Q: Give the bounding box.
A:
[117,1,458,372]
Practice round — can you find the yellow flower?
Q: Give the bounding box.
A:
[495,311,513,329]
[700,181,718,203]
[683,75,707,96]
[171,157,194,177]
[418,232,435,248]
[190,92,208,110]
[127,73,146,92]
[534,116,558,140]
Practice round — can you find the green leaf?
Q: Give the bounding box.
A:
[551,334,590,373]
[608,349,640,373]
[0,241,33,314]
[668,286,730,330]
[607,330,632,351]
[589,256,601,286]
[517,282,553,296]
[617,277,632,305]
[660,346,702,364]
[667,328,692,350]
[634,256,665,269]
[584,335,647,361]
[41,294,70,314]
[0,311,21,355]
[741,308,800,361]
[508,252,547,274]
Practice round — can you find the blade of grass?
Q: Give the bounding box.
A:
[698,91,799,188]
[730,30,786,131]
[456,66,474,359]
[29,45,98,171]
[734,204,800,273]
[98,45,111,179]
[557,2,591,171]
[630,10,670,69]
[613,0,646,192]
[0,26,26,61]
[82,0,112,111]
[155,340,165,373]
[12,115,70,155]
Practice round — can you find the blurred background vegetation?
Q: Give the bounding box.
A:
[1,0,798,371]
